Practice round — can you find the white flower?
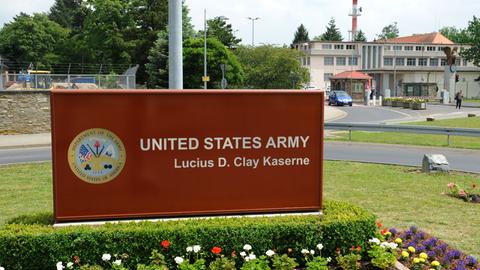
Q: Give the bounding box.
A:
[327,257,332,263]
[186,246,193,252]
[310,250,315,255]
[66,262,74,268]
[174,257,184,265]
[56,262,64,270]
[265,250,275,257]
[248,254,256,260]
[113,260,122,266]
[193,245,201,253]
[240,251,247,257]
[243,244,252,251]
[0,267,4,270]
[316,243,324,250]
[301,249,309,255]
[369,238,381,245]
[380,242,398,250]
[245,256,250,262]
[102,254,111,261]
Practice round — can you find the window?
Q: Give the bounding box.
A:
[349,57,358,65]
[352,83,363,93]
[322,44,332,49]
[438,47,445,52]
[307,57,311,65]
[416,46,424,51]
[455,58,461,66]
[441,59,447,66]
[393,45,402,51]
[418,58,427,66]
[324,56,334,65]
[404,46,413,51]
[384,46,391,51]
[384,58,393,66]
[395,58,405,66]
[334,44,344,50]
[407,58,416,66]
[430,58,439,66]
[336,57,346,65]
[346,44,356,50]
[463,59,468,66]
[324,73,333,81]
[427,46,436,51]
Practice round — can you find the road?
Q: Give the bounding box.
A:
[331,104,480,124]
[2,143,479,173]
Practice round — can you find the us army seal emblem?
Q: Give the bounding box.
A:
[68,128,126,184]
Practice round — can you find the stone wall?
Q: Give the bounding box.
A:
[0,91,50,134]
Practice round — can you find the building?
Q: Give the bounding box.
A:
[296,33,480,100]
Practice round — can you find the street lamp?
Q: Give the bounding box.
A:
[203,12,229,89]
[247,17,260,46]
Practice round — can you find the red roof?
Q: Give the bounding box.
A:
[380,32,454,44]
[331,71,372,80]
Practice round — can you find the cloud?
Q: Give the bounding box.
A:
[0,0,55,26]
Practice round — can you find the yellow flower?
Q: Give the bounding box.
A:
[429,269,435,270]
[420,252,428,259]
[408,246,416,253]
[384,231,392,237]
[401,251,409,258]
[413,258,421,264]
[395,238,403,244]
[420,258,426,263]
[431,261,440,267]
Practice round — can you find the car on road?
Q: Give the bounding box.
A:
[328,90,353,106]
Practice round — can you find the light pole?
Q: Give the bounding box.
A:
[247,17,260,46]
[203,9,208,89]
[168,0,183,89]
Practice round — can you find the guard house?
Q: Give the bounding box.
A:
[330,71,372,101]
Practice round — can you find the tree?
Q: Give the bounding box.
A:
[354,30,367,42]
[377,22,399,40]
[202,16,241,49]
[439,26,471,44]
[460,16,480,67]
[146,35,244,89]
[0,13,69,69]
[320,18,343,41]
[235,45,309,89]
[292,24,310,45]
[49,0,89,31]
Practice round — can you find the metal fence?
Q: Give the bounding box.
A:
[325,122,480,145]
[1,73,136,90]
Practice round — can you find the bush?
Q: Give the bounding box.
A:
[0,200,376,269]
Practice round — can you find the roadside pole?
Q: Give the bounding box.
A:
[168,0,183,89]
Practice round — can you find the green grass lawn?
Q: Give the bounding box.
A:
[465,99,480,103]
[1,161,479,257]
[328,117,480,149]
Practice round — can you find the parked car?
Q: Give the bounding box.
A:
[328,90,353,106]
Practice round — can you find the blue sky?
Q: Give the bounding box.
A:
[0,0,478,45]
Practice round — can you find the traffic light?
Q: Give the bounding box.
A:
[455,74,459,83]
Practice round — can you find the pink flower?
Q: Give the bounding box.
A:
[458,190,467,197]
[447,183,456,189]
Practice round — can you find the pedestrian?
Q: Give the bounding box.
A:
[455,90,463,109]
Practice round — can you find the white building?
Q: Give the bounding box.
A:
[296,33,480,99]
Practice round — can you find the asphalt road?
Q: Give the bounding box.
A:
[2,143,479,173]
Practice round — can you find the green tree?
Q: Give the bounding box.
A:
[203,16,241,49]
[49,0,89,30]
[183,38,244,89]
[377,22,399,40]
[145,31,168,88]
[292,24,310,45]
[460,16,480,66]
[235,45,309,89]
[355,30,367,41]
[439,26,471,44]
[0,13,69,69]
[321,18,343,41]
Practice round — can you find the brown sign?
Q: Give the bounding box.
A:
[51,90,324,222]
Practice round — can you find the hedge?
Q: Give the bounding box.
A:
[0,200,376,269]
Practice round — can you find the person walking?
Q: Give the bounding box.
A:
[455,90,463,109]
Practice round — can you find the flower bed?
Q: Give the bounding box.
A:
[446,182,480,203]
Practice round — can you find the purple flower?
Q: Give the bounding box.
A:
[455,260,467,270]
[414,232,426,240]
[416,245,426,253]
[389,228,398,235]
[423,238,438,249]
[466,256,478,266]
[410,226,418,233]
[427,250,436,259]
[436,243,448,252]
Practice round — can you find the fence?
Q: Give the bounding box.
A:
[325,122,480,146]
[1,73,136,90]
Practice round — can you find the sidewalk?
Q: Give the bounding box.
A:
[0,107,347,149]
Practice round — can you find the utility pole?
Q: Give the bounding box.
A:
[204,9,208,89]
[0,56,4,90]
[247,17,260,46]
[168,0,183,89]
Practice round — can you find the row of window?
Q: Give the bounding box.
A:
[321,44,356,50]
[324,56,358,66]
[384,45,463,52]
[301,57,311,66]
[384,57,468,67]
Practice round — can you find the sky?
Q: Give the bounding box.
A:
[0,0,478,45]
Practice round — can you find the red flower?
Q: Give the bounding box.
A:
[161,240,170,249]
[350,246,355,251]
[381,228,389,235]
[376,222,383,228]
[73,255,80,264]
[356,246,361,252]
[231,250,237,257]
[212,246,222,255]
[472,183,477,189]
